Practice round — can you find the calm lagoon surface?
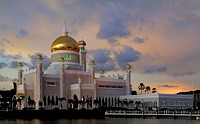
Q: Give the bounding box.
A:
[0,118,200,124]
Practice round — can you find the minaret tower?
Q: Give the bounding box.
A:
[125,64,132,95]
[35,54,43,109]
[89,60,96,83]
[59,57,65,98]
[78,39,87,71]
[17,62,23,85]
[59,57,68,109]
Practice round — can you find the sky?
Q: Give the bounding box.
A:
[0,0,200,94]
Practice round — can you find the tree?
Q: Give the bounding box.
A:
[152,88,157,93]
[55,96,58,105]
[138,83,145,94]
[58,97,66,109]
[135,101,142,109]
[16,97,22,110]
[86,96,92,109]
[68,99,73,109]
[12,96,17,110]
[27,96,36,109]
[73,94,78,109]
[122,99,129,108]
[27,96,32,108]
[47,96,51,105]
[93,99,99,108]
[78,97,86,109]
[39,101,43,110]
[145,86,151,94]
[51,96,55,109]
[43,95,46,106]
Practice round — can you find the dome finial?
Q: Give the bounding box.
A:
[62,21,68,36]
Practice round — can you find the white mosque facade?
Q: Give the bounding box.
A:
[16,26,132,109]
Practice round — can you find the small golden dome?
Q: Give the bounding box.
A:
[126,64,132,69]
[78,40,86,46]
[51,35,79,52]
[36,54,43,60]
[17,62,23,67]
[89,60,96,65]
[99,70,105,74]
[59,57,65,62]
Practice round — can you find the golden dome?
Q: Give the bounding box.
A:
[89,60,96,65]
[17,62,23,67]
[51,35,79,52]
[99,70,105,74]
[126,64,132,69]
[78,40,86,46]
[36,54,43,60]
[59,57,65,62]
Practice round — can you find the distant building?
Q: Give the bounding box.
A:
[16,25,132,110]
[120,94,193,110]
[177,90,200,110]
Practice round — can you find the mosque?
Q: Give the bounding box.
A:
[16,25,132,109]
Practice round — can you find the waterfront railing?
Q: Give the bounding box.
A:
[105,110,200,119]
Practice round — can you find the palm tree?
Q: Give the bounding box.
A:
[93,99,99,108]
[82,96,86,108]
[122,99,129,108]
[135,101,142,109]
[138,83,145,94]
[68,99,73,109]
[152,88,157,93]
[28,96,32,108]
[43,95,46,106]
[55,96,58,106]
[16,97,22,110]
[12,96,17,110]
[73,94,78,109]
[58,97,66,109]
[78,100,83,109]
[47,96,51,105]
[145,86,151,94]
[50,96,55,109]
[86,97,92,109]
[27,96,36,109]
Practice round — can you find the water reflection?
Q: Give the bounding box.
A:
[0,118,200,124]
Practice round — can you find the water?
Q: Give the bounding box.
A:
[0,118,199,124]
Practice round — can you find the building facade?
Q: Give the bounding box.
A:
[16,26,132,110]
[120,94,193,110]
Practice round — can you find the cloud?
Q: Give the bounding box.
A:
[95,59,116,72]
[0,24,9,31]
[0,38,10,48]
[0,74,13,82]
[172,72,196,77]
[91,49,111,64]
[114,46,141,68]
[158,84,178,88]
[28,53,51,69]
[96,2,131,44]
[144,65,167,73]
[0,62,7,69]
[16,29,28,38]
[9,61,18,68]
[89,49,117,71]
[0,48,22,60]
[0,47,23,60]
[134,37,145,44]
